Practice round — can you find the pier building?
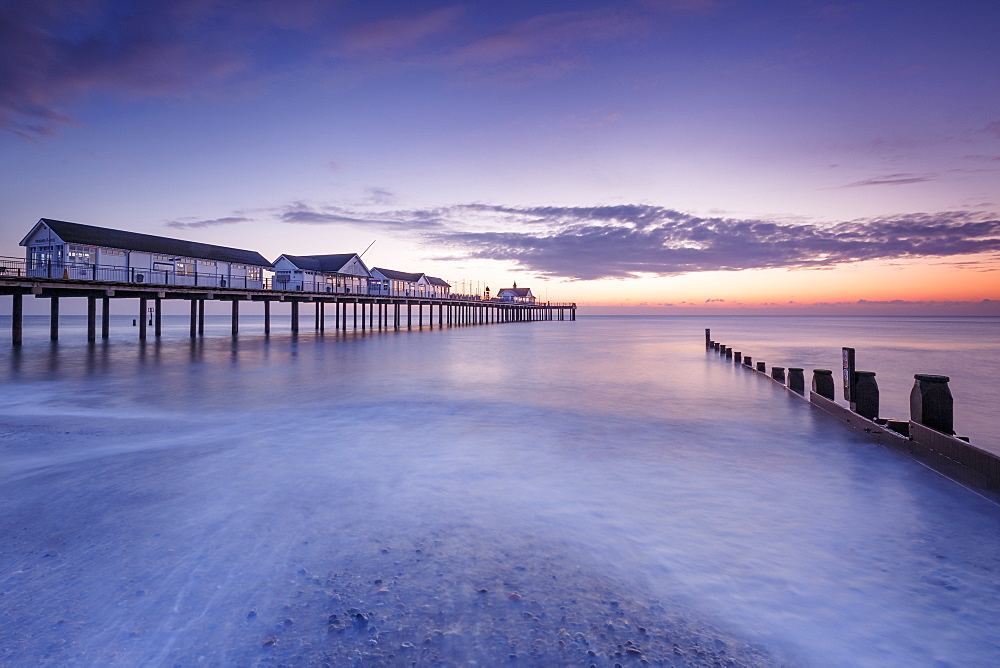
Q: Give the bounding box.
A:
[20,219,269,289]
[271,253,371,294]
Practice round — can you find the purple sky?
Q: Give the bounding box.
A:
[2,0,998,312]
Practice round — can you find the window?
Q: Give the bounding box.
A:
[176,261,194,276]
[29,246,54,268]
[67,246,95,266]
[101,248,125,256]
[247,266,261,281]
[200,260,217,268]
[153,254,172,261]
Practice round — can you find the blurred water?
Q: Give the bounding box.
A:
[0,315,998,666]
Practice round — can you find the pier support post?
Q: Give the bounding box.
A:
[910,374,954,435]
[788,368,804,394]
[812,370,835,399]
[320,302,325,332]
[101,297,110,339]
[11,293,22,346]
[87,295,97,342]
[315,302,320,330]
[138,297,147,340]
[190,299,197,337]
[155,298,162,337]
[291,301,299,333]
[264,300,270,335]
[407,303,412,329]
[353,301,358,330]
[50,296,59,341]
[198,299,205,336]
[231,299,239,335]
[852,371,879,420]
[360,302,366,331]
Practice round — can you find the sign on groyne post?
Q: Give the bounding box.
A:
[842,347,856,401]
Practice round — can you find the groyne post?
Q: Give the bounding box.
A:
[734,351,742,363]
[852,371,879,420]
[812,369,835,399]
[911,374,954,435]
[771,366,785,383]
[756,361,765,372]
[743,355,752,367]
[788,368,804,394]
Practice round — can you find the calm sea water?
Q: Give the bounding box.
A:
[1,315,998,665]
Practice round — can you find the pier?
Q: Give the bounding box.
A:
[0,269,575,345]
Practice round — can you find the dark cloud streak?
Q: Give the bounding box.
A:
[425,205,1000,280]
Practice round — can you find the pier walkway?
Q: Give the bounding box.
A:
[0,269,575,345]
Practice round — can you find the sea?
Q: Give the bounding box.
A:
[0,314,998,666]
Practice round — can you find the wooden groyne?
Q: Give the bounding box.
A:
[0,274,575,345]
[705,328,1000,503]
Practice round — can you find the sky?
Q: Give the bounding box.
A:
[1,0,998,315]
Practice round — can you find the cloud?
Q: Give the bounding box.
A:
[341,6,463,55]
[982,121,1000,139]
[162,200,1000,282]
[363,187,397,205]
[277,203,443,230]
[0,0,261,138]
[452,9,643,66]
[165,216,252,229]
[842,173,935,187]
[421,204,1000,280]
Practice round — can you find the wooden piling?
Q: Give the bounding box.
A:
[102,297,110,339]
[291,301,299,333]
[87,295,96,341]
[12,293,22,346]
[231,299,239,335]
[264,300,270,335]
[139,297,147,340]
[50,296,59,341]
[155,297,162,337]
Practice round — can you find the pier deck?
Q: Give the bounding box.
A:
[0,273,575,344]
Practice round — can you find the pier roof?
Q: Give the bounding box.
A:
[498,287,532,297]
[372,267,423,282]
[24,219,271,266]
[425,276,450,287]
[277,253,362,272]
